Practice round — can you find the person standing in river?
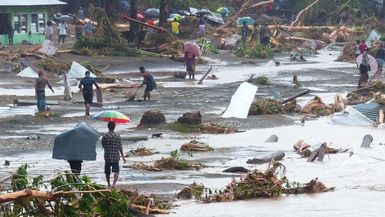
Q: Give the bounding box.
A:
[358,49,370,87]
[139,66,156,101]
[185,50,196,80]
[102,121,126,188]
[78,71,100,116]
[260,22,271,45]
[35,71,54,112]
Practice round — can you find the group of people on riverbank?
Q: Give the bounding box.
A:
[241,22,271,45]
[35,66,157,187]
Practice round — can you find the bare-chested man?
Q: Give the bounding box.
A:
[35,70,54,112]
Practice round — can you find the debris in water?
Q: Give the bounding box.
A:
[180,140,214,152]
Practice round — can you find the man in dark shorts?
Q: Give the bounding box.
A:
[68,160,82,175]
[78,71,100,116]
[35,71,54,112]
[102,121,126,188]
[139,66,156,101]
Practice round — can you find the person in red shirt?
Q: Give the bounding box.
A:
[359,40,368,54]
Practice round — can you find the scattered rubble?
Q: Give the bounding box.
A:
[246,151,285,164]
[222,167,250,173]
[293,140,347,159]
[177,111,202,125]
[178,162,334,203]
[137,110,166,129]
[125,147,159,157]
[180,140,214,152]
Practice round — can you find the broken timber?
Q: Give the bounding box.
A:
[13,99,60,106]
[197,67,213,85]
[281,89,310,104]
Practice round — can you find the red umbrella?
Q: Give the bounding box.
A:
[137,13,144,20]
[184,42,202,57]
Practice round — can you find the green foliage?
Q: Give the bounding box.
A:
[196,38,219,54]
[170,149,180,158]
[3,165,133,217]
[236,43,273,59]
[11,164,29,191]
[252,76,269,85]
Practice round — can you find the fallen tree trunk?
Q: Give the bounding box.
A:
[0,189,111,204]
[13,99,60,106]
[221,0,274,28]
[130,204,170,214]
[273,25,355,32]
[284,36,325,44]
[290,0,320,27]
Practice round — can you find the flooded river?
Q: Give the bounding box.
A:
[1,48,384,216]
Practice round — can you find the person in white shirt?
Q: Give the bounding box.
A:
[44,20,53,41]
[58,21,67,44]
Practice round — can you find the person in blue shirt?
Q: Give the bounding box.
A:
[78,71,100,116]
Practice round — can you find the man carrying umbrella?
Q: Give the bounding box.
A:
[79,71,101,116]
[102,121,126,188]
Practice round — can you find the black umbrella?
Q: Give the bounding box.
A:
[53,122,100,161]
[145,8,160,18]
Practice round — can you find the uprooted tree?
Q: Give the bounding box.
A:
[0,164,171,216]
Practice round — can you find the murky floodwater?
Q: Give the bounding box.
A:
[2,48,383,216]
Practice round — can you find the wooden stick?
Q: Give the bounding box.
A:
[290,0,320,27]
[197,67,213,85]
[130,204,170,214]
[0,173,13,184]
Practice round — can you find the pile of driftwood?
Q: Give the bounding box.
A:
[124,150,201,172]
[346,81,385,105]
[293,140,348,161]
[177,162,334,203]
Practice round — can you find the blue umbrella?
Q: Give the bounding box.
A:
[53,122,100,161]
[237,17,255,25]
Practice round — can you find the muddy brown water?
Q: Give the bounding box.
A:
[2,50,378,217]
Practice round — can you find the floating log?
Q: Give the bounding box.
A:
[281,89,311,104]
[13,99,60,106]
[130,204,170,214]
[99,83,140,90]
[246,151,285,164]
[120,135,149,142]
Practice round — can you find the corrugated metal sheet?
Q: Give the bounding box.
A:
[353,102,380,122]
[68,61,97,79]
[17,67,38,78]
[0,0,66,6]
